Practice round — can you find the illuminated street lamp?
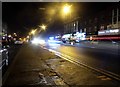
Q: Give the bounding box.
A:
[23,38,26,42]
[63,4,72,15]
[39,25,47,30]
[62,4,72,22]
[27,35,30,39]
[28,29,37,41]
[41,25,46,30]
[31,29,36,35]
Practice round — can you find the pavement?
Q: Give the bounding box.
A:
[2,43,120,86]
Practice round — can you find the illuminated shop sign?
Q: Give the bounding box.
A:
[98,29,120,35]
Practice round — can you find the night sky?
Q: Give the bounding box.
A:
[2,2,117,37]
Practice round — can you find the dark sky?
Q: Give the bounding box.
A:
[2,2,118,37]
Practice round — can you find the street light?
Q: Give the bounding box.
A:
[27,35,30,39]
[62,4,72,22]
[63,4,72,15]
[31,29,36,35]
[39,25,47,30]
[41,25,46,30]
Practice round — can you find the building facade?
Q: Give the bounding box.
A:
[64,5,120,37]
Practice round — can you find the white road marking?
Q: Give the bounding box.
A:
[42,47,120,81]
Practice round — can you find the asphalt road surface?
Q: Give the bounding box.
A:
[45,42,120,78]
[2,43,120,86]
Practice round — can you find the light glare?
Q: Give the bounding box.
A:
[63,4,71,14]
[31,38,45,45]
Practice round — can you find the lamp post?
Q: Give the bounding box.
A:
[63,4,72,22]
[62,4,72,34]
[38,24,47,32]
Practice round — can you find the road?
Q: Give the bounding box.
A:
[2,43,120,86]
[45,41,120,78]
